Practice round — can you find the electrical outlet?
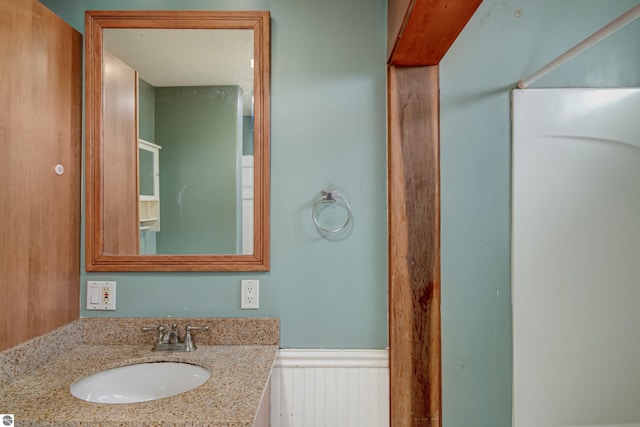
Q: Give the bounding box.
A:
[241,280,259,309]
[86,281,116,310]
[102,286,111,305]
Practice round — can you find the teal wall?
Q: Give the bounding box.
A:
[242,116,254,155]
[34,0,640,425]
[38,0,388,350]
[138,81,242,254]
[138,78,155,143]
[440,1,640,426]
[155,85,242,255]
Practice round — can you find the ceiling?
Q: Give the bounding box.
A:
[104,28,254,114]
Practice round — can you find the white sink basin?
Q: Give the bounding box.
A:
[70,362,211,404]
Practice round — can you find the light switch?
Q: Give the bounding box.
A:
[90,287,100,304]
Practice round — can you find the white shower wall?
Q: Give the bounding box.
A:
[512,89,640,427]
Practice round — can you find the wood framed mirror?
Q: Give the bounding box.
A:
[85,10,270,271]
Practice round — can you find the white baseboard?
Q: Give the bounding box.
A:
[270,349,389,427]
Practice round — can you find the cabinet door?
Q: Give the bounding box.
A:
[0,0,82,351]
[102,50,139,255]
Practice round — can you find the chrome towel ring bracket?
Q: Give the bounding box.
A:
[312,189,352,234]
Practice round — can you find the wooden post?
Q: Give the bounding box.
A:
[388,65,441,427]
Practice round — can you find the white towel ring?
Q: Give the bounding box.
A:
[312,190,352,234]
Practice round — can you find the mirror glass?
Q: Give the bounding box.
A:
[85,11,270,271]
[105,28,253,256]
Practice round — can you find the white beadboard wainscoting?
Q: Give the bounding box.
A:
[270,349,389,427]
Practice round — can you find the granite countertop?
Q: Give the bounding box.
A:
[0,344,277,426]
[0,318,280,427]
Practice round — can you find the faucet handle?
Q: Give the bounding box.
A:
[184,325,210,351]
[142,325,165,344]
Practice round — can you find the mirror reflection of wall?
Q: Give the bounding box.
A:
[153,83,244,255]
[103,28,255,256]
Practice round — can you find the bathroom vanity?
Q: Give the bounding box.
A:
[0,318,279,427]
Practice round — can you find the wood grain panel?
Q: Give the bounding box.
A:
[388,0,482,66]
[0,0,81,351]
[387,0,414,61]
[102,50,139,255]
[388,66,441,427]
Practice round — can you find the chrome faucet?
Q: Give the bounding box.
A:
[142,324,209,351]
[162,323,180,344]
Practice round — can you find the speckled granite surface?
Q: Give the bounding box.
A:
[0,321,82,385]
[0,318,279,427]
[1,344,277,426]
[81,318,280,346]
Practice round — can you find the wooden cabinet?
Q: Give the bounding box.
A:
[102,50,139,255]
[0,0,82,351]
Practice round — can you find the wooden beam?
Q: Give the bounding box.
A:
[387,0,413,63]
[388,0,482,65]
[388,65,441,427]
